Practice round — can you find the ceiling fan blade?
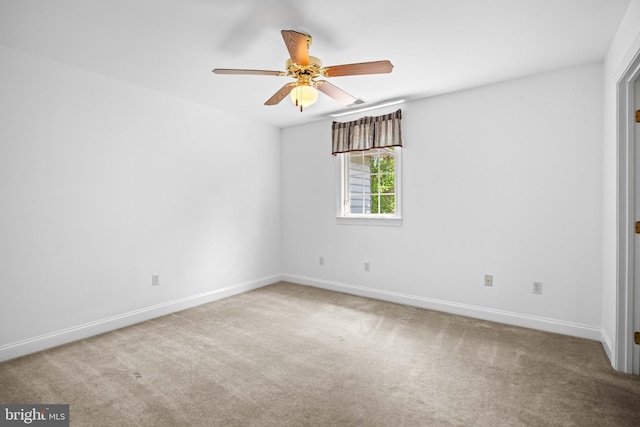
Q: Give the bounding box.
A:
[315,80,357,105]
[265,82,298,105]
[324,60,394,77]
[212,69,284,76]
[281,30,310,66]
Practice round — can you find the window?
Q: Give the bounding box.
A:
[338,147,401,224]
[332,109,403,225]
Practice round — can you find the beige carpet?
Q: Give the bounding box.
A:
[1,282,639,426]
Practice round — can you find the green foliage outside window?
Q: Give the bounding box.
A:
[370,154,395,214]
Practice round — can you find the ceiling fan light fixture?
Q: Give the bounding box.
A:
[290,83,318,110]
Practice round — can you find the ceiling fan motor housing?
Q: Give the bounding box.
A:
[286,56,324,82]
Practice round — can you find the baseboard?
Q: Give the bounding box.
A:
[0,274,282,363]
[2,274,606,364]
[600,328,614,365]
[283,274,602,341]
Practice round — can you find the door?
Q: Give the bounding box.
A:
[634,79,640,375]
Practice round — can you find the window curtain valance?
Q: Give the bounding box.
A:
[331,109,403,155]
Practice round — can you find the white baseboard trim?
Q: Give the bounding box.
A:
[0,274,282,363]
[600,328,614,365]
[283,274,602,341]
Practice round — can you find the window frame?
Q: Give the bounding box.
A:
[336,147,402,226]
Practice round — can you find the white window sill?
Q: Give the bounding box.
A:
[336,216,402,227]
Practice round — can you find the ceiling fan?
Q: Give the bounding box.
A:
[212,30,394,112]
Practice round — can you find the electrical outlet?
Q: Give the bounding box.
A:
[364,261,370,272]
[484,274,493,287]
[533,281,542,294]
[319,256,324,265]
[152,274,160,286]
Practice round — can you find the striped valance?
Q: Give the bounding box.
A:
[331,109,402,155]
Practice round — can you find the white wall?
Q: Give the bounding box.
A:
[1,17,631,365]
[602,0,640,368]
[0,45,282,360]
[283,63,604,340]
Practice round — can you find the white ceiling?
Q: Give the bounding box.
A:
[0,0,631,128]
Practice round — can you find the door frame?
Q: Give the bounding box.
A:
[616,50,640,374]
